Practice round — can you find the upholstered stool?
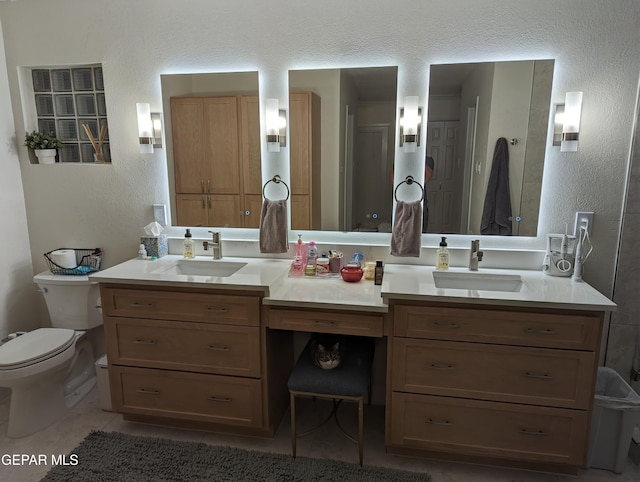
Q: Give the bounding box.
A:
[288,336,375,466]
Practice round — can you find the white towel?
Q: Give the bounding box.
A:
[259,199,289,253]
[390,200,422,257]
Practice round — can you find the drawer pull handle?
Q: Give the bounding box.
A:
[525,328,554,335]
[208,345,230,351]
[425,418,452,426]
[430,363,456,370]
[520,429,548,436]
[524,372,553,379]
[136,388,160,395]
[314,320,337,326]
[134,339,156,345]
[208,396,231,403]
[207,307,228,313]
[433,321,460,329]
[130,302,153,308]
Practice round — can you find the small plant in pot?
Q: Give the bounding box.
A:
[23,130,63,164]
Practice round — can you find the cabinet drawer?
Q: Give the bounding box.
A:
[392,338,595,409]
[106,317,260,377]
[394,304,600,350]
[101,287,260,326]
[268,309,384,337]
[110,366,263,429]
[390,392,588,467]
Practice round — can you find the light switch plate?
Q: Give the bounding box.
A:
[153,204,167,226]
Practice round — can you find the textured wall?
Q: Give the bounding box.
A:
[0,0,639,305]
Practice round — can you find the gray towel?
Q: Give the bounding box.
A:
[259,199,289,253]
[390,200,422,257]
[480,137,512,235]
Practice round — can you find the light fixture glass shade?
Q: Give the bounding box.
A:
[402,96,420,152]
[265,98,281,152]
[561,91,583,152]
[136,102,154,153]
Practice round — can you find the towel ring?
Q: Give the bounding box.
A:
[262,175,290,201]
[394,175,424,202]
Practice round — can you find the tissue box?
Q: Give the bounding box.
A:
[140,234,168,258]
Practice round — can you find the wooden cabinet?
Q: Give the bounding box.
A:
[289,92,321,230]
[387,301,603,474]
[268,307,384,338]
[171,95,261,228]
[101,284,287,436]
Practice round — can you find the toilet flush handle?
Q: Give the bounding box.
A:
[38,287,48,294]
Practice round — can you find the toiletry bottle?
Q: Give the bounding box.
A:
[138,244,147,260]
[436,236,449,270]
[183,228,195,259]
[374,260,384,285]
[305,241,318,275]
[291,234,306,275]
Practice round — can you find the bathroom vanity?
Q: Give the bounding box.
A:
[91,256,615,475]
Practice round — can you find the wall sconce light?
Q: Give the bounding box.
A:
[136,103,163,154]
[399,96,421,153]
[265,98,286,152]
[553,91,583,152]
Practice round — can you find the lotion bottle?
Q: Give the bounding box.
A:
[436,236,449,270]
[183,228,195,259]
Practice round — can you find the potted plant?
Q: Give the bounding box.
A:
[23,130,63,164]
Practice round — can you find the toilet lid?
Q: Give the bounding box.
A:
[0,328,76,370]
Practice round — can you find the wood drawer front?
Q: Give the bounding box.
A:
[102,287,260,326]
[394,304,600,350]
[267,309,384,337]
[390,392,588,467]
[110,366,263,429]
[392,338,595,409]
[106,318,260,377]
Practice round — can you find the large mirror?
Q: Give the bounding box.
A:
[288,66,398,232]
[161,71,261,228]
[427,59,554,236]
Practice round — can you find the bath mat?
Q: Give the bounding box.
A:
[41,430,431,481]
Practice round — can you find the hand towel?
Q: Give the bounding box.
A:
[480,137,513,235]
[259,199,289,253]
[390,200,422,257]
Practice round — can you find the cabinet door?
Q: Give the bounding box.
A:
[243,194,263,228]
[291,194,310,230]
[172,98,206,193]
[289,92,311,196]
[240,95,262,196]
[209,194,242,227]
[205,97,240,194]
[175,194,208,227]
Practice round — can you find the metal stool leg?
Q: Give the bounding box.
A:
[290,391,297,459]
[358,397,364,466]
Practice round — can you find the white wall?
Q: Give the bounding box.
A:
[1,0,639,307]
[0,16,39,338]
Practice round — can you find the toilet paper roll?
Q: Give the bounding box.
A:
[50,249,77,269]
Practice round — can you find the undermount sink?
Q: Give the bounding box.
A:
[432,270,523,292]
[153,259,247,277]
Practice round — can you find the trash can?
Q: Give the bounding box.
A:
[95,354,112,411]
[588,366,640,473]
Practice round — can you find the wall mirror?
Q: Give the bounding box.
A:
[288,66,398,232]
[427,59,554,236]
[161,71,261,228]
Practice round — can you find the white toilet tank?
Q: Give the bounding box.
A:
[33,271,102,330]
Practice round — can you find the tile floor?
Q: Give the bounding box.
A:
[1,386,638,482]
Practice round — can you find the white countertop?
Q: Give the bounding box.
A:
[90,256,616,312]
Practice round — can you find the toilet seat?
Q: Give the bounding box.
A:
[0,328,75,370]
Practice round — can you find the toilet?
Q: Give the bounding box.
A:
[0,271,102,438]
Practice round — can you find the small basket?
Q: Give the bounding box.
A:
[44,248,103,275]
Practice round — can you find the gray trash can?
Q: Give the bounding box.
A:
[588,367,640,473]
[95,354,112,411]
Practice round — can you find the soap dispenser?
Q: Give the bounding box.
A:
[436,236,450,270]
[291,234,307,276]
[183,228,195,259]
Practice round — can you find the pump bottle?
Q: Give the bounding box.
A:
[183,229,195,259]
[436,236,450,270]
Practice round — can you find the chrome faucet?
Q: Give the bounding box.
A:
[469,239,483,271]
[204,231,222,259]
